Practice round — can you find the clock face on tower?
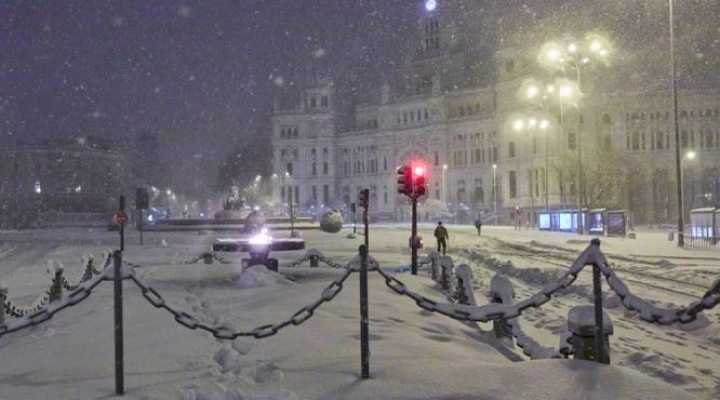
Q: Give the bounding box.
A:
[425,0,437,12]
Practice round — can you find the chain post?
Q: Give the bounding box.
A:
[113,250,125,395]
[49,267,64,303]
[0,282,6,327]
[359,244,370,378]
[82,256,94,281]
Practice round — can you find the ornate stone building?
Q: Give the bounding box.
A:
[271,0,720,225]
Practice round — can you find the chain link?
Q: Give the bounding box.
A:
[285,249,347,269]
[596,252,720,325]
[3,262,57,317]
[0,267,111,336]
[374,261,580,323]
[128,266,355,339]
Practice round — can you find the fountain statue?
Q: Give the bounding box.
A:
[214,185,265,234]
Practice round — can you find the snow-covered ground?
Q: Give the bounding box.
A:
[0,224,718,399]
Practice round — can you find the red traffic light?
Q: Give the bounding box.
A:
[397,165,412,196]
[411,163,427,198]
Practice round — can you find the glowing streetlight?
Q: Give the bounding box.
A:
[680,150,696,242]
[512,115,550,227]
[518,78,577,214]
[538,35,610,234]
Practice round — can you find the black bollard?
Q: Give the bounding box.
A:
[359,245,370,378]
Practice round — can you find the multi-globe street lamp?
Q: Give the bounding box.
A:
[680,150,696,242]
[512,116,550,226]
[539,34,610,234]
[518,79,579,214]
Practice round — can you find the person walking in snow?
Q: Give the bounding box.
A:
[434,221,449,255]
[474,218,483,236]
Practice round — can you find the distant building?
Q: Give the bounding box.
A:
[0,138,139,227]
[270,0,720,226]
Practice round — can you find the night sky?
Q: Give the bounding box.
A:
[0,0,418,191]
[2,0,717,195]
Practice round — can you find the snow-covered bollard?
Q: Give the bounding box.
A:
[489,274,515,341]
[430,252,441,282]
[454,265,476,306]
[49,264,64,303]
[203,252,213,264]
[567,305,613,364]
[439,255,454,291]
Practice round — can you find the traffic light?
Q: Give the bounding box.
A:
[358,189,370,208]
[411,164,427,197]
[397,165,412,197]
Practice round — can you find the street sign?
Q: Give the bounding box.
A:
[115,211,129,225]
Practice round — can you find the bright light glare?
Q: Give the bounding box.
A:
[685,151,696,160]
[425,0,436,12]
[526,85,539,98]
[545,48,560,62]
[513,119,524,131]
[413,166,425,176]
[249,228,273,245]
[559,85,574,98]
[539,119,550,130]
[567,43,578,53]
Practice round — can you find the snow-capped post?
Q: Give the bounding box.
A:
[82,255,94,282]
[430,253,440,282]
[440,255,454,291]
[489,274,514,341]
[113,249,125,395]
[567,305,613,364]
[49,265,63,303]
[0,281,6,327]
[358,244,370,379]
[202,251,213,264]
[454,265,476,305]
[309,253,320,268]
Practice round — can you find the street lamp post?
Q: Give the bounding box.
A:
[680,150,696,242]
[493,164,498,226]
[669,0,685,247]
[521,79,578,215]
[539,35,610,235]
[512,117,549,229]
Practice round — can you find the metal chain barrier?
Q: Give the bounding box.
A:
[2,261,60,318]
[373,242,590,323]
[127,260,356,339]
[594,251,720,325]
[62,252,110,291]
[284,249,346,268]
[0,265,115,336]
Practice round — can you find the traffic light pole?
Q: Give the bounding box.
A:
[411,197,418,275]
